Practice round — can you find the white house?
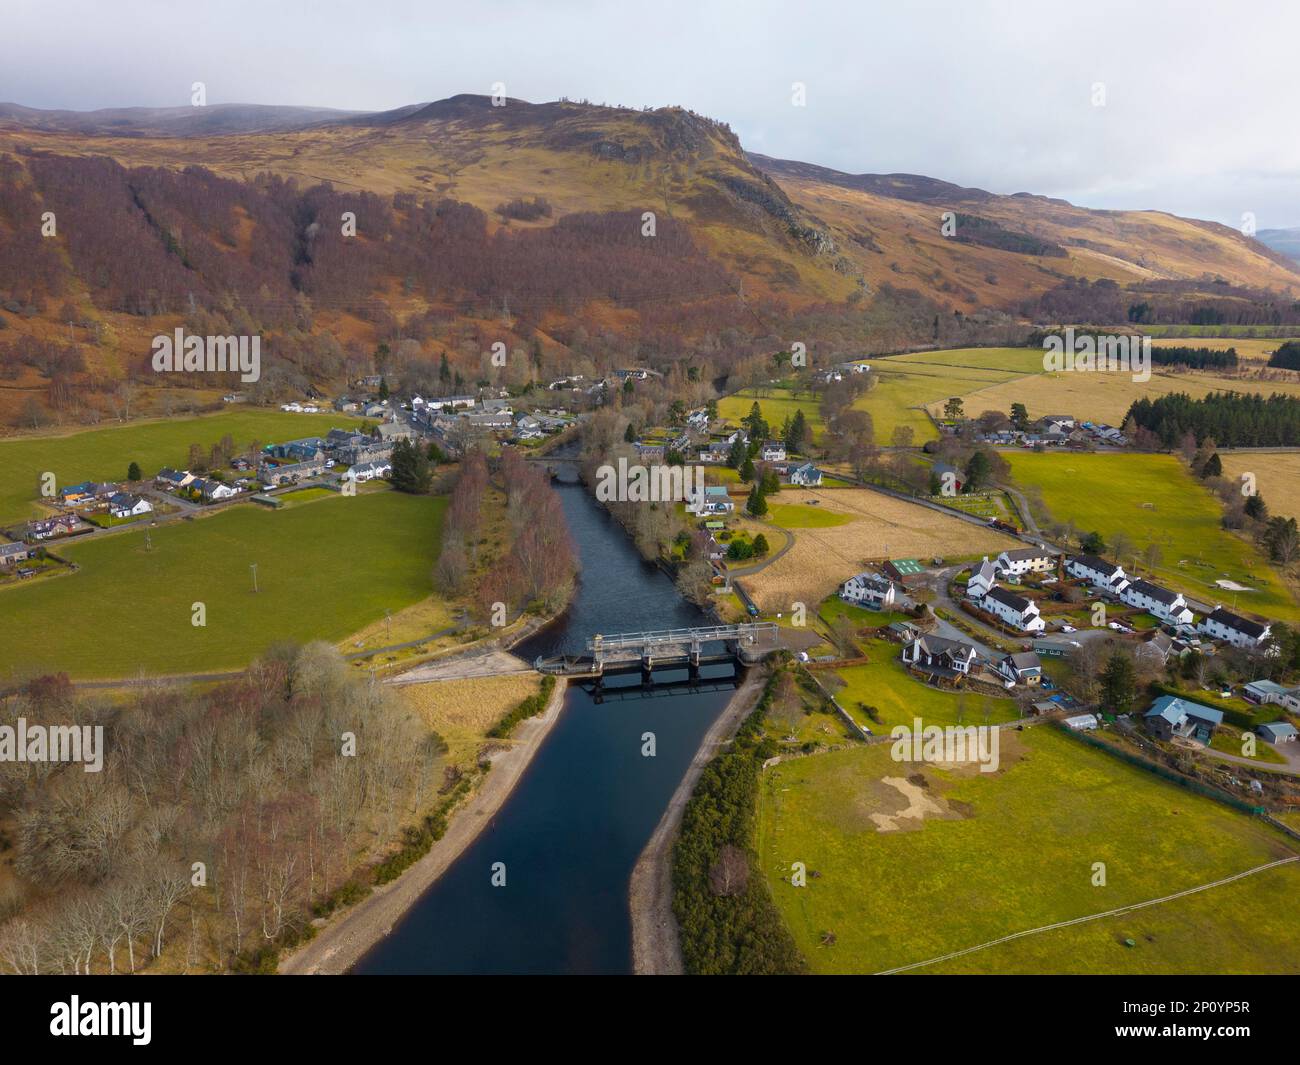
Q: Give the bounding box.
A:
[761,442,787,462]
[690,485,734,516]
[107,492,153,519]
[1066,554,1129,595]
[344,460,392,483]
[1198,607,1271,649]
[155,468,194,490]
[902,634,979,675]
[839,571,897,610]
[981,585,1046,633]
[1119,578,1194,626]
[966,556,998,600]
[788,462,823,487]
[996,547,1056,578]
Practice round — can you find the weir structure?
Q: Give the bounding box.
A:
[534,622,779,684]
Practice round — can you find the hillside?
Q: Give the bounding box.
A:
[1,94,1297,428]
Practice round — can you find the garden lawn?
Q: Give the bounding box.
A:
[756,725,1300,974]
[1008,451,1299,621]
[0,490,444,678]
[830,638,1019,731]
[0,410,362,526]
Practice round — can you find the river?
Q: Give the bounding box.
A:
[353,468,738,974]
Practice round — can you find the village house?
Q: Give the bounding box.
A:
[265,438,327,463]
[981,585,1046,633]
[839,571,897,610]
[155,468,195,490]
[697,445,727,464]
[760,442,787,462]
[344,459,392,483]
[996,547,1056,578]
[1119,578,1194,626]
[787,462,823,486]
[1143,695,1223,744]
[258,457,328,486]
[425,395,477,411]
[1243,680,1293,705]
[691,485,735,516]
[1065,554,1130,595]
[1134,631,1195,669]
[967,556,999,600]
[902,634,980,677]
[376,416,418,442]
[190,478,239,502]
[0,541,31,567]
[994,651,1043,686]
[108,492,153,519]
[1198,607,1271,649]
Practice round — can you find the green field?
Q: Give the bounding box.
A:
[0,490,444,678]
[1007,451,1299,621]
[757,725,1300,974]
[0,410,362,526]
[716,389,825,443]
[830,638,1019,731]
[766,502,853,528]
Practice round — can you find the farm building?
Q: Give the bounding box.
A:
[1258,722,1298,744]
[884,558,926,583]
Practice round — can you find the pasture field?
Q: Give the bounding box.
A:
[931,365,1300,426]
[0,490,445,678]
[1007,451,1299,621]
[1218,450,1300,521]
[716,388,825,443]
[756,725,1300,974]
[743,487,1017,611]
[0,410,363,526]
[765,501,853,528]
[1149,336,1285,362]
[830,638,1019,731]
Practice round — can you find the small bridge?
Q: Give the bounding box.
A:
[535,622,779,681]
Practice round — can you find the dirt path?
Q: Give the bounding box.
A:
[279,676,569,975]
[629,669,766,975]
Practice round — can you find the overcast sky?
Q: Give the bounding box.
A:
[6,0,1298,228]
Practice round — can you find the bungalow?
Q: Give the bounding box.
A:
[1065,554,1129,595]
[1143,695,1223,744]
[426,395,477,411]
[1120,578,1194,626]
[1259,722,1298,744]
[155,468,195,490]
[902,634,980,676]
[27,515,80,540]
[760,442,787,462]
[1033,635,1081,658]
[108,492,153,518]
[692,485,734,515]
[191,478,239,502]
[787,462,823,487]
[996,547,1056,578]
[57,481,99,505]
[981,585,1046,633]
[0,541,31,566]
[995,651,1043,686]
[697,446,727,464]
[1198,607,1271,649]
[966,556,999,600]
[839,571,897,610]
[344,459,392,483]
[1243,680,1292,705]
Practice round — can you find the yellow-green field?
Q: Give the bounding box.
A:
[1007,451,1299,621]
[1218,450,1300,522]
[757,726,1300,974]
[716,389,824,443]
[0,410,363,526]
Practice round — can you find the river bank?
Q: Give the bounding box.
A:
[629,667,767,975]
[279,675,569,975]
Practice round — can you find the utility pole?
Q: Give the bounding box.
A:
[385,608,392,640]
[250,562,258,593]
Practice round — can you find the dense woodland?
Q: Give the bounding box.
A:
[0,646,441,974]
[1148,345,1239,370]
[1123,391,1300,448]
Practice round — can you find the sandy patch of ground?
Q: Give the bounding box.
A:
[870,775,947,831]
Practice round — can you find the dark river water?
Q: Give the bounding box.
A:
[354,469,737,974]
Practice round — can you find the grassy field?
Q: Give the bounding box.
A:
[0,410,362,526]
[395,674,543,770]
[744,487,1017,612]
[1007,451,1299,621]
[0,490,445,678]
[757,725,1300,974]
[766,502,853,528]
[716,388,825,443]
[830,638,1019,731]
[1218,450,1300,521]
